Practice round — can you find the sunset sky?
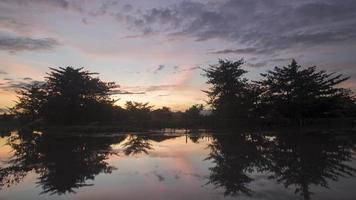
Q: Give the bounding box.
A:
[1,0,356,111]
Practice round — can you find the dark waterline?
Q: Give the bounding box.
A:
[0,129,356,200]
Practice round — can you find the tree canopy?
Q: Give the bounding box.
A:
[258,59,355,119]
[13,67,117,124]
[203,59,258,118]
[11,60,356,127]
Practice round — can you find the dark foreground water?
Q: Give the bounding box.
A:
[0,129,356,200]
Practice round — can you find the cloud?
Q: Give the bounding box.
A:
[89,0,120,17]
[122,4,133,12]
[0,70,7,75]
[0,16,27,32]
[210,48,267,55]
[156,94,171,97]
[0,35,60,52]
[151,65,200,74]
[145,84,178,92]
[153,64,165,73]
[245,61,268,68]
[151,65,200,75]
[81,18,90,25]
[0,0,70,9]
[0,79,44,91]
[174,66,200,73]
[269,58,293,63]
[110,89,145,95]
[124,0,356,54]
[122,84,180,94]
[152,170,165,182]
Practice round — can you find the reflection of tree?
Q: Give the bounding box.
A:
[267,134,356,200]
[206,133,356,199]
[121,135,153,155]
[188,131,207,144]
[206,134,270,196]
[0,130,125,195]
[0,129,11,138]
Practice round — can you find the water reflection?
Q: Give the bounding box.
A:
[207,133,356,199]
[0,130,126,194]
[206,134,271,196]
[122,135,153,155]
[0,129,356,199]
[267,134,356,200]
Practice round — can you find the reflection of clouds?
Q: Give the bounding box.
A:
[2,132,355,199]
[172,170,206,181]
[143,169,205,183]
[152,170,165,182]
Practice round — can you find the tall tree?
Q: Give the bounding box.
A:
[258,60,354,120]
[13,67,117,124]
[203,59,259,118]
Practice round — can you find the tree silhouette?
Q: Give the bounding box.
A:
[44,67,117,124]
[10,60,356,127]
[203,59,260,119]
[258,60,355,121]
[13,67,118,124]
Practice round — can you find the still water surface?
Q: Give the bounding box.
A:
[0,129,356,200]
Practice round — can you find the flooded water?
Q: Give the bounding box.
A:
[0,129,356,200]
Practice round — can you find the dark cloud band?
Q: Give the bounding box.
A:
[0,36,60,52]
[124,0,356,54]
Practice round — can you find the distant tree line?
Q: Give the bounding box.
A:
[9,66,205,127]
[9,59,356,127]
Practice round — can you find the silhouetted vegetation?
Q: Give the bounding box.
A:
[10,59,356,129]
[12,67,117,124]
[204,59,355,127]
[203,59,261,119]
[258,59,355,123]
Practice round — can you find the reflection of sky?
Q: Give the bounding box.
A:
[0,136,13,164]
[1,0,356,110]
[1,134,356,200]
